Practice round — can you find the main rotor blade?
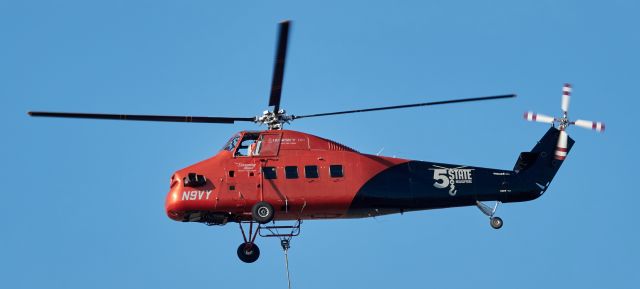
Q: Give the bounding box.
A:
[268,20,291,114]
[293,94,516,119]
[28,111,255,124]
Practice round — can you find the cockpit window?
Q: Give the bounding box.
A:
[222,134,240,152]
[235,133,261,157]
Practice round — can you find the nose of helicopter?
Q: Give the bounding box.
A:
[165,173,185,221]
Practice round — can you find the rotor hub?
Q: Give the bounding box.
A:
[558,112,570,130]
[255,109,294,130]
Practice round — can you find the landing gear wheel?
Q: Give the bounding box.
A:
[252,202,275,224]
[237,242,260,263]
[490,217,503,229]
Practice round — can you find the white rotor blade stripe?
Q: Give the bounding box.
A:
[555,130,569,160]
[561,83,571,113]
[524,111,555,124]
[574,119,606,132]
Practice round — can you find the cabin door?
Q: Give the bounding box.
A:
[221,133,264,211]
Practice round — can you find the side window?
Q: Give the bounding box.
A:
[330,165,344,178]
[285,166,298,179]
[305,165,319,178]
[263,167,277,179]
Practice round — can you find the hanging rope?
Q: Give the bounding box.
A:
[281,239,292,289]
[260,220,302,289]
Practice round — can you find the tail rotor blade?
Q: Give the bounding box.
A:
[524,111,555,124]
[561,83,571,113]
[555,129,569,160]
[573,119,606,132]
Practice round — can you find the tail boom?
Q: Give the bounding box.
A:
[347,127,574,216]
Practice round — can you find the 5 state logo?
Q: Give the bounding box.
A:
[430,165,474,196]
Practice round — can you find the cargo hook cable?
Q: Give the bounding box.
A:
[261,217,302,288]
[281,239,292,289]
[270,224,296,289]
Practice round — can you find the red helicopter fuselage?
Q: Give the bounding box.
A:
[165,129,407,223]
[164,128,571,225]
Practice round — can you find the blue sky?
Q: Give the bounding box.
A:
[2,1,638,288]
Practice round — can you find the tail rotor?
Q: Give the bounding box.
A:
[524,83,605,160]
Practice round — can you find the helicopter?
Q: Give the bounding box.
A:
[29,21,605,264]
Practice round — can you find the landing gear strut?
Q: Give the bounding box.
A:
[235,201,275,263]
[237,221,260,263]
[476,201,503,229]
[236,218,303,264]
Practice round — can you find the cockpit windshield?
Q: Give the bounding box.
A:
[221,134,240,152]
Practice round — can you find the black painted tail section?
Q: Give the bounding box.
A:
[347,127,574,217]
[502,127,575,203]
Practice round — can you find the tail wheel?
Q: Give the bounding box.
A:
[252,201,275,224]
[237,242,260,263]
[490,217,503,229]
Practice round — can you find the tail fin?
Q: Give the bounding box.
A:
[506,127,575,202]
